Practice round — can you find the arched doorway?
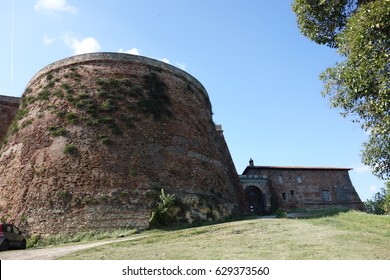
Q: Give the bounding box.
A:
[245,186,265,215]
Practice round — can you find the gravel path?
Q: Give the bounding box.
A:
[0,235,142,260]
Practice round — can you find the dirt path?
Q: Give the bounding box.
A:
[0,235,142,260]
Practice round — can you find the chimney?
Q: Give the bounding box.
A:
[249,158,254,167]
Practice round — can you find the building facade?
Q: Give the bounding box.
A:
[240,159,365,214]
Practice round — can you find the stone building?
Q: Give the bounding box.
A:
[240,159,364,215]
[0,53,244,235]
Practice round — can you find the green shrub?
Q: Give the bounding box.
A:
[63,144,78,156]
[21,96,36,107]
[61,83,73,94]
[45,80,55,89]
[365,184,390,215]
[69,71,81,80]
[58,190,72,202]
[49,126,66,137]
[37,89,51,101]
[53,89,64,98]
[27,235,41,248]
[275,208,288,218]
[8,121,19,136]
[98,135,112,146]
[99,98,117,112]
[149,189,177,228]
[65,112,79,124]
[85,102,98,116]
[15,108,29,121]
[78,92,90,100]
[98,116,114,124]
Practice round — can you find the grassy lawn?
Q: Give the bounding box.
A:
[58,211,390,260]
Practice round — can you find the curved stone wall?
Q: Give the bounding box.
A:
[0,95,20,142]
[0,53,244,235]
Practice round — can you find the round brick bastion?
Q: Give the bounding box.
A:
[0,52,244,235]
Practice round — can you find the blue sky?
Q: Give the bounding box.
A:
[0,0,385,201]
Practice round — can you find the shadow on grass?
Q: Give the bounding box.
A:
[152,214,259,232]
[287,207,351,219]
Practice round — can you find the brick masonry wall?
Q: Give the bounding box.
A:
[0,95,20,142]
[0,53,244,235]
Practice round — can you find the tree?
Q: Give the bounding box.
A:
[292,0,390,179]
[364,182,390,214]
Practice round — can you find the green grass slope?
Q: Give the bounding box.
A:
[58,211,390,260]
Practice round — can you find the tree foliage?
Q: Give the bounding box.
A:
[364,182,390,214]
[293,0,390,179]
[292,0,356,48]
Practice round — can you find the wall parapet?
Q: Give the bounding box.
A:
[0,95,21,104]
[25,52,210,102]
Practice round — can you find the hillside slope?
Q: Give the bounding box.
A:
[59,211,390,260]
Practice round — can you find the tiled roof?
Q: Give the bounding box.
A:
[249,166,352,170]
[243,166,352,174]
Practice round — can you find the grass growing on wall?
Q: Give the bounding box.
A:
[2,68,174,152]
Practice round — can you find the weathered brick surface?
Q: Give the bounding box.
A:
[0,53,244,235]
[0,96,20,142]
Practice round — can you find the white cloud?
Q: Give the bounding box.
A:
[175,62,187,71]
[35,0,78,14]
[116,50,187,71]
[369,185,378,193]
[158,59,187,71]
[160,58,170,64]
[43,34,56,45]
[118,48,140,55]
[353,164,372,174]
[64,36,101,55]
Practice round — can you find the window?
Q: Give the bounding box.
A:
[290,190,295,196]
[297,175,302,183]
[13,226,19,235]
[282,193,287,200]
[277,175,283,184]
[322,190,331,202]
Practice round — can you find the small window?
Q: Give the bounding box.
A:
[282,193,287,200]
[322,190,331,201]
[297,175,302,183]
[277,175,283,184]
[290,190,295,196]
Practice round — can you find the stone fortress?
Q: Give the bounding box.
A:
[0,53,363,235]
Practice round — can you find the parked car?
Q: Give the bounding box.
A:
[0,223,27,251]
